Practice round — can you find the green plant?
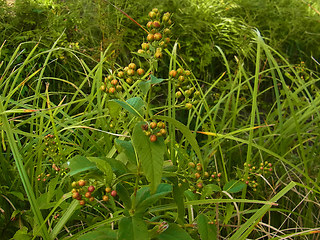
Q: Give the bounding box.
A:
[1,5,320,240]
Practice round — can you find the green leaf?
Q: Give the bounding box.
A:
[68,155,96,176]
[138,75,165,95]
[157,223,193,240]
[223,180,246,193]
[78,226,117,240]
[132,121,166,193]
[12,226,32,240]
[118,216,148,240]
[172,179,187,222]
[197,214,217,240]
[135,184,172,212]
[149,74,165,84]
[106,157,128,176]
[110,97,145,118]
[87,157,113,185]
[116,183,132,209]
[115,139,137,166]
[155,116,203,166]
[201,184,221,199]
[107,100,121,119]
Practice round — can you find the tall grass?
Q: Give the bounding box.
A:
[0,26,320,239]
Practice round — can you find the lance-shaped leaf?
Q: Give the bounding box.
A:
[132,121,166,193]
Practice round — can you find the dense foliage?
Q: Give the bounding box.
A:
[0,0,320,239]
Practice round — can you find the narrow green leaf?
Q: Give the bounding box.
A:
[197,214,217,240]
[223,180,246,193]
[155,116,203,166]
[132,121,166,193]
[50,200,79,239]
[230,181,297,240]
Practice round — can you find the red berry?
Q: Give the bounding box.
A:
[197,182,203,189]
[109,87,116,94]
[150,122,157,129]
[111,190,117,197]
[85,192,91,198]
[111,79,118,85]
[149,135,157,142]
[78,180,86,187]
[141,123,149,130]
[72,192,80,199]
[152,21,161,28]
[79,200,86,205]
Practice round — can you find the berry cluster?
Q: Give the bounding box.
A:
[141,121,167,142]
[184,162,222,192]
[169,68,201,110]
[241,161,273,191]
[102,187,117,202]
[117,62,145,85]
[44,134,61,161]
[101,74,123,96]
[137,9,173,59]
[71,180,96,206]
[37,172,51,182]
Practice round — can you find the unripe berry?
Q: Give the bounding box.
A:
[105,187,112,193]
[117,71,124,78]
[185,103,193,110]
[154,33,162,41]
[137,68,145,76]
[102,195,109,202]
[188,162,195,168]
[169,70,177,78]
[111,79,118,85]
[128,63,136,70]
[127,69,135,76]
[147,34,154,42]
